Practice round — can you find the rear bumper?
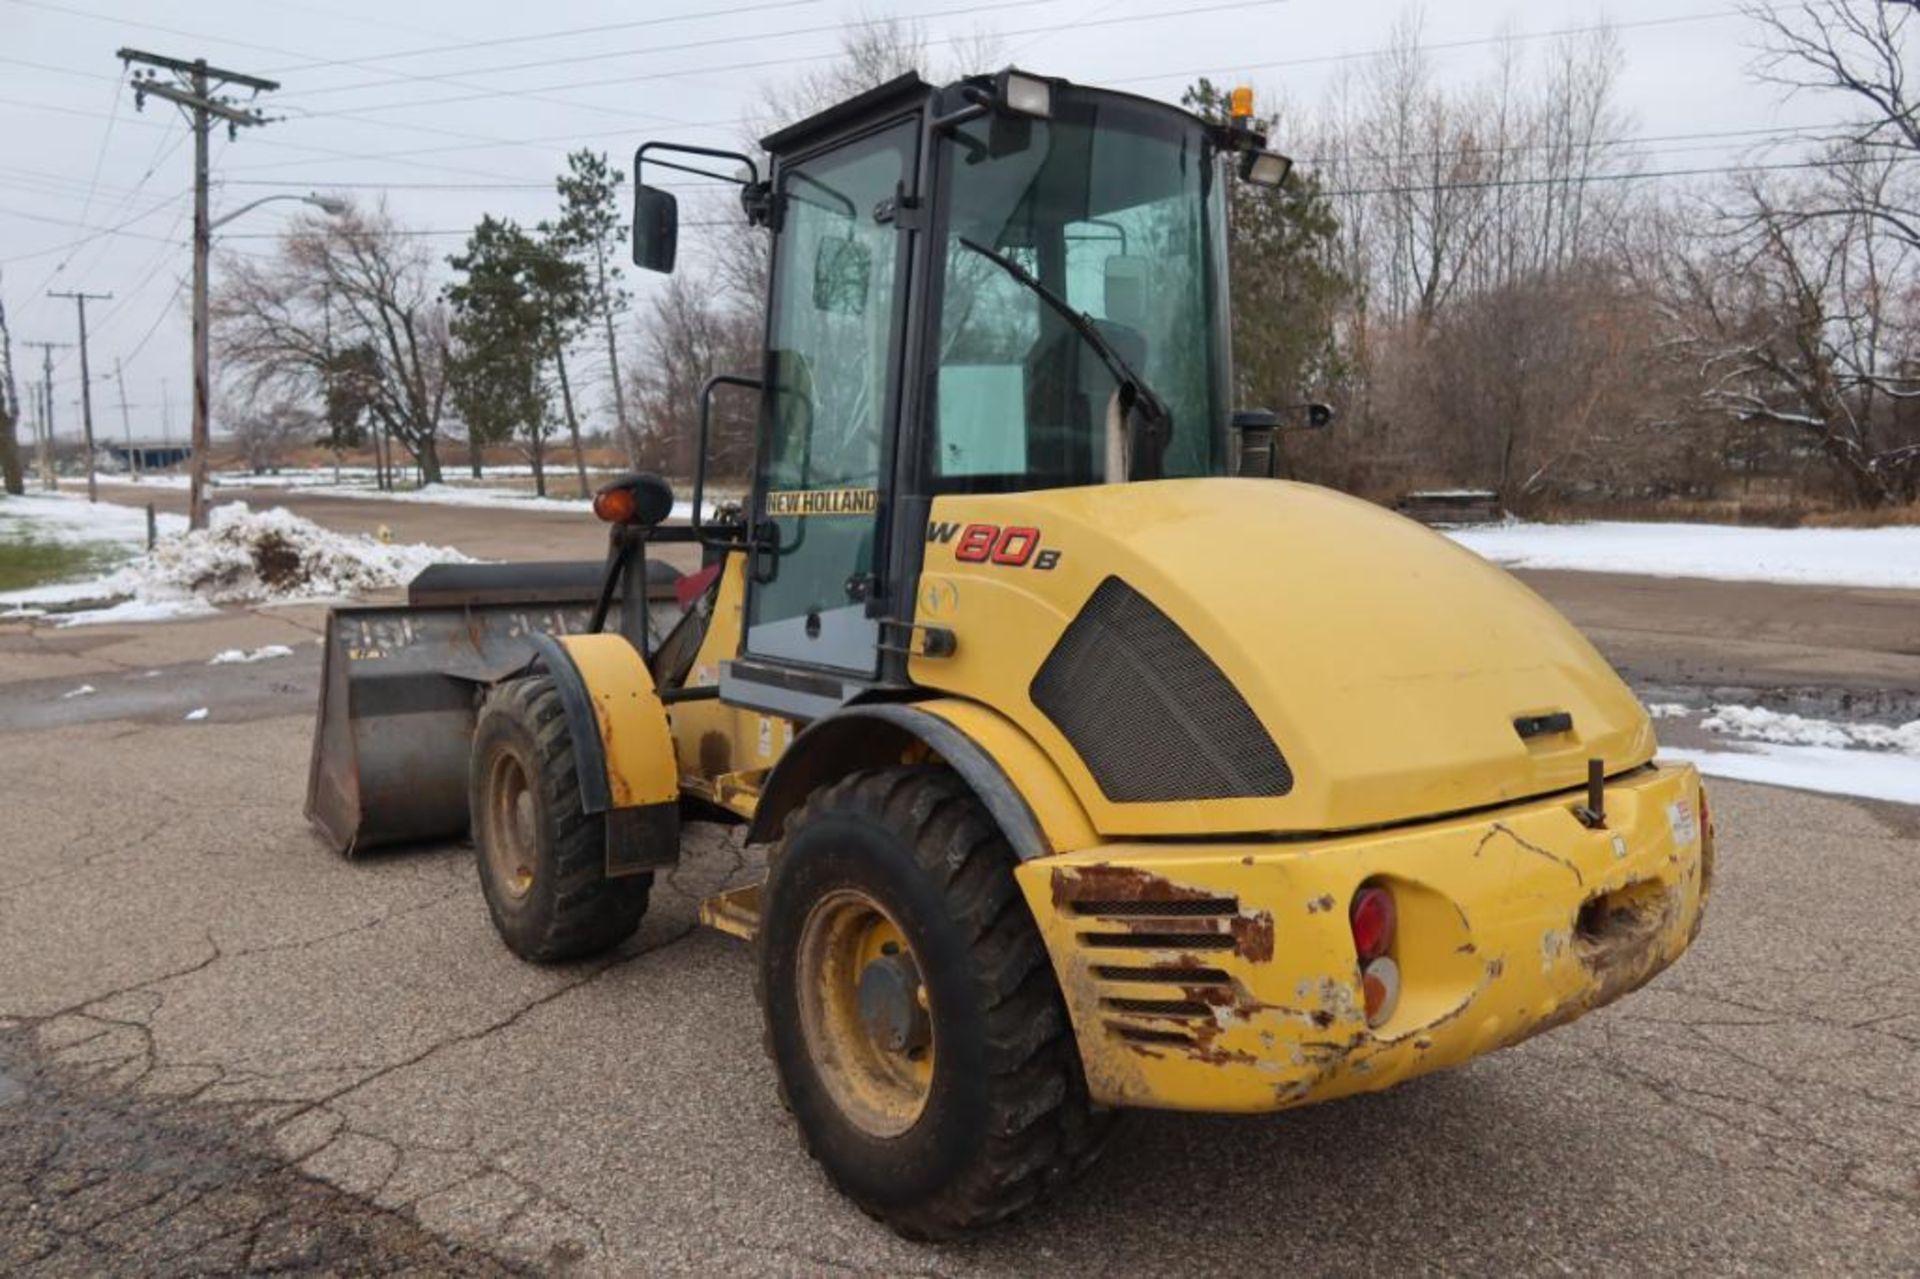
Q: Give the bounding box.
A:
[1014,763,1712,1113]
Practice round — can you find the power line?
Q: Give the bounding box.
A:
[1110,6,1749,87]
[280,0,1080,99]
[210,148,1920,247]
[198,121,1851,195]
[262,0,828,73]
[278,0,1297,122]
[215,2,1764,180]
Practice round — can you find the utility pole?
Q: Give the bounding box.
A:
[23,340,68,491]
[114,356,138,481]
[48,290,110,502]
[160,376,173,446]
[119,47,278,529]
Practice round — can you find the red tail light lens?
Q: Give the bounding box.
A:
[1349,885,1396,962]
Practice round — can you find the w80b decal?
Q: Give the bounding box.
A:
[927,521,1062,570]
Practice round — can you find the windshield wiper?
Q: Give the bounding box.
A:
[956,237,1171,473]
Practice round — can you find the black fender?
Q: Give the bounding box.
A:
[745,703,1053,861]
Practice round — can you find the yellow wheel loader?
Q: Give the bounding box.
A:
[307,70,1712,1239]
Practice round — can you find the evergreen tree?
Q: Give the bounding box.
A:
[551,150,634,464]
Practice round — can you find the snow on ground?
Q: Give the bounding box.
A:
[0,490,186,548]
[1,500,469,626]
[208,644,294,665]
[1664,745,1920,805]
[112,471,728,520]
[1446,519,1920,590]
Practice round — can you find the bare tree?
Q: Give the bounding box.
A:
[1747,1,1919,212]
[214,202,451,483]
[1656,158,1920,506]
[224,396,316,474]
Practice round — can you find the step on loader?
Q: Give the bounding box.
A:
[307,70,1712,1239]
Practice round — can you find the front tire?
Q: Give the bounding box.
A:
[469,676,650,963]
[757,766,1109,1239]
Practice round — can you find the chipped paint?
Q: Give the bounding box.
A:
[1013,764,1711,1115]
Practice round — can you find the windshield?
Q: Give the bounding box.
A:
[930,89,1230,492]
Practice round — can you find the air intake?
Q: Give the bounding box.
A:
[1030,576,1292,803]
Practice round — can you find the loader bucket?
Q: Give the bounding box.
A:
[305,559,682,856]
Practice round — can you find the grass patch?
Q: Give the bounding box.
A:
[0,532,125,593]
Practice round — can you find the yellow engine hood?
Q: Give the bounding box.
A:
[912,479,1654,838]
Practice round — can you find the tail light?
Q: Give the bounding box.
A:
[1350,884,1400,1027]
[1350,886,1396,962]
[1361,956,1401,1025]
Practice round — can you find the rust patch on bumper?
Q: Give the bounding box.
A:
[1052,863,1276,963]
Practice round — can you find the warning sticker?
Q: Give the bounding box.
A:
[1667,799,1699,847]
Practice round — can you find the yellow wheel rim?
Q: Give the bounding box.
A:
[484,749,538,900]
[796,888,935,1138]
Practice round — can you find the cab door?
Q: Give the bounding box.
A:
[746,119,919,676]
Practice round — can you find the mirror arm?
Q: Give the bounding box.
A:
[931,86,994,133]
[634,141,760,191]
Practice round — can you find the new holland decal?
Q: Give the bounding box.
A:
[765,487,880,517]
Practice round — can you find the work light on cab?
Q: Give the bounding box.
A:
[995,69,1052,118]
[1241,149,1293,188]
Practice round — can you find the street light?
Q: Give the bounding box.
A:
[187,191,346,528]
[210,190,348,231]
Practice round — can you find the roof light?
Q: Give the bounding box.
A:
[1240,149,1293,189]
[1229,85,1255,121]
[996,69,1052,119]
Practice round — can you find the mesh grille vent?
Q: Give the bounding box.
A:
[1030,576,1293,803]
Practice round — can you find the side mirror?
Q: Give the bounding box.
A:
[633,185,678,274]
[812,236,871,315]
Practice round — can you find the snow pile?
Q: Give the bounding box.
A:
[208,644,295,665]
[1646,702,1691,720]
[118,503,465,605]
[1,502,470,625]
[1701,704,1920,755]
[1446,520,1920,590]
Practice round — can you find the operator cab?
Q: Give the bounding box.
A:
[630,70,1291,719]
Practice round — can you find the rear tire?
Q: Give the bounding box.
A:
[470,676,650,963]
[756,766,1110,1239]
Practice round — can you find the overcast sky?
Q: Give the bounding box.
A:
[1,0,1847,443]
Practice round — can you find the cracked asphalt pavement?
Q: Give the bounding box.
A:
[2,709,1915,1274]
[1,490,1915,1273]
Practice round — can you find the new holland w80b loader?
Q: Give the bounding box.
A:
[308,70,1712,1238]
